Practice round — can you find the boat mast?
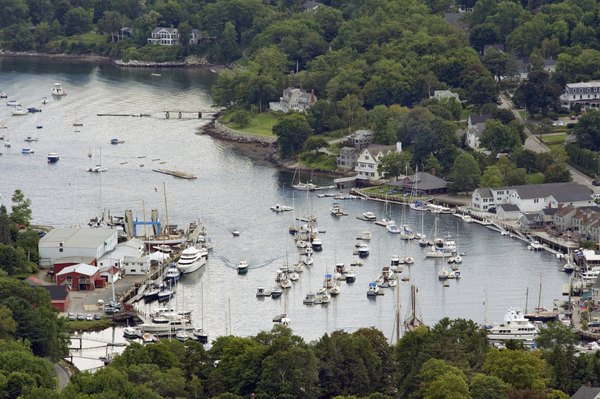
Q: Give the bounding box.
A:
[163,181,169,236]
[525,287,529,314]
[536,274,542,314]
[395,279,401,344]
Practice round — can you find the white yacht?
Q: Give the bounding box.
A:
[362,211,377,221]
[270,204,293,212]
[176,246,208,274]
[486,308,538,344]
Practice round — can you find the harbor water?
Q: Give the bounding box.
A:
[0,58,569,350]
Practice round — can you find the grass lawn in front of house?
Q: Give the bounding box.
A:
[221,112,279,137]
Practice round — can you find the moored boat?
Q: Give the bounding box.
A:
[256,287,272,297]
[362,211,377,221]
[176,246,208,274]
[51,82,67,96]
[486,308,538,345]
[367,282,381,297]
[237,260,249,274]
[12,108,28,116]
[47,152,59,163]
[357,243,370,257]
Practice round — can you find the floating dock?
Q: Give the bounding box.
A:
[152,168,197,179]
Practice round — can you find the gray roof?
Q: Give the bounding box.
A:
[301,0,321,10]
[521,212,538,221]
[152,27,178,35]
[408,172,447,190]
[40,228,116,248]
[498,203,520,212]
[42,285,69,301]
[365,144,396,156]
[476,187,493,198]
[469,114,493,125]
[511,182,591,202]
[543,208,559,215]
[571,385,600,399]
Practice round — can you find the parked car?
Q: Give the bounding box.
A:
[67,313,76,320]
[85,314,93,321]
[593,181,600,186]
[76,314,85,320]
[93,314,102,320]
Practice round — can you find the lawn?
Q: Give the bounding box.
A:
[221,112,278,137]
[541,133,566,145]
[518,110,529,120]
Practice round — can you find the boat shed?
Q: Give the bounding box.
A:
[55,263,105,291]
[26,276,71,312]
[39,228,118,267]
[122,255,150,275]
[497,203,521,220]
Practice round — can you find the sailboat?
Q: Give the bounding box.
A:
[524,275,558,322]
[404,284,424,331]
[193,281,209,344]
[87,147,107,172]
[291,167,317,191]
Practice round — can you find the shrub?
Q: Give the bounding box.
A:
[230,110,251,127]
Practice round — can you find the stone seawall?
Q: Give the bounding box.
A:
[201,119,277,147]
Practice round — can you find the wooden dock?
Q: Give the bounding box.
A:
[97,113,151,117]
[152,168,197,180]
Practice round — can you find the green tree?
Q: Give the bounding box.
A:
[0,0,29,28]
[480,166,503,188]
[504,167,527,186]
[513,67,559,117]
[467,76,498,107]
[307,100,342,134]
[303,136,328,154]
[63,7,92,35]
[544,163,572,183]
[0,205,11,245]
[378,152,413,180]
[219,21,240,63]
[337,94,366,133]
[10,190,32,226]
[469,23,500,54]
[420,359,471,399]
[479,120,521,155]
[573,111,600,151]
[536,322,578,351]
[470,373,508,399]
[483,348,548,390]
[230,110,251,128]
[452,153,481,192]
[423,153,442,176]
[273,114,312,158]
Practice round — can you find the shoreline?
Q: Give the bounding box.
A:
[0,50,230,70]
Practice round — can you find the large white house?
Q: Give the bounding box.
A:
[39,228,118,267]
[269,88,317,113]
[471,182,593,216]
[355,143,401,181]
[560,81,600,110]
[148,27,180,45]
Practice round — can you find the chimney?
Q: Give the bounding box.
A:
[396,141,402,153]
[309,89,316,103]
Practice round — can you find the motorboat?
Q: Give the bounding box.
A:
[24,136,38,142]
[360,231,372,241]
[139,318,194,336]
[292,182,317,191]
[42,97,48,104]
[362,211,377,221]
[256,287,272,298]
[237,260,249,275]
[367,282,381,297]
[21,148,34,154]
[110,138,125,145]
[330,202,347,216]
[562,258,575,273]
[87,165,108,173]
[142,333,158,344]
[192,328,208,344]
[438,268,450,280]
[175,329,191,342]
[386,222,401,234]
[0,91,6,98]
[404,256,415,265]
[232,228,240,237]
[176,246,208,274]
[164,266,181,283]
[289,271,299,281]
[345,268,356,282]
[486,308,538,344]
[0,124,7,129]
[270,287,283,299]
[47,153,59,163]
[527,240,544,251]
[123,326,143,339]
[270,204,293,212]
[303,293,315,305]
[157,288,175,302]
[311,238,322,251]
[357,243,370,257]
[27,107,42,113]
[12,108,28,115]
[6,100,20,107]
[51,82,67,96]
[143,283,163,302]
[315,288,331,304]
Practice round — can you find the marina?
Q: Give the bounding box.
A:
[0,57,573,345]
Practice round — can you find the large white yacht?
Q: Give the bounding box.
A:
[176,246,208,274]
[486,308,538,344]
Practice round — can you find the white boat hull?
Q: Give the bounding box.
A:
[177,256,206,274]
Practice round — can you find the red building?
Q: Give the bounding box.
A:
[26,276,71,312]
[55,263,105,291]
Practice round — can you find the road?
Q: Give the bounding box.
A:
[53,363,70,390]
[499,94,600,193]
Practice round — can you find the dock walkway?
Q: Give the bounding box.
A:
[152,168,197,180]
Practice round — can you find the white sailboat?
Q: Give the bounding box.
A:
[87,147,107,172]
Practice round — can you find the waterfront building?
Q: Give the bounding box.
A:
[472,182,593,213]
[122,256,151,275]
[55,263,105,291]
[147,27,180,46]
[26,276,71,312]
[354,143,401,181]
[560,81,600,110]
[391,171,448,195]
[39,228,118,268]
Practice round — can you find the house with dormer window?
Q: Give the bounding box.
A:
[354,143,400,181]
[148,27,180,45]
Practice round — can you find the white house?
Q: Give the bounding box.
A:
[122,256,150,275]
[465,114,493,150]
[269,88,317,113]
[472,182,593,213]
[148,27,180,45]
[39,228,118,267]
[432,90,460,102]
[354,143,401,181]
[189,29,202,45]
[560,81,600,110]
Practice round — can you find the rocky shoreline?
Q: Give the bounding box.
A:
[199,117,350,178]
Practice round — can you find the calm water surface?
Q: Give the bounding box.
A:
[0,58,568,351]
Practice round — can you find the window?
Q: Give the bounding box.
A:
[534,198,539,203]
[59,248,63,252]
